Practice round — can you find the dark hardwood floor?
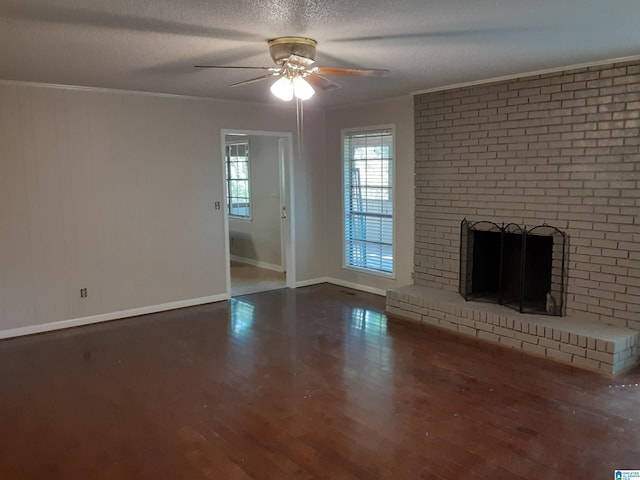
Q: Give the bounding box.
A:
[1,284,639,479]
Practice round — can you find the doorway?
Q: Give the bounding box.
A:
[221,130,295,296]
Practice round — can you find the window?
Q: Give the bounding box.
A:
[343,127,394,276]
[225,142,251,218]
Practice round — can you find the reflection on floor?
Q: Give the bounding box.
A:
[230,260,286,296]
[1,284,639,478]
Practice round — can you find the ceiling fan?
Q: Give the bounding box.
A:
[195,37,390,101]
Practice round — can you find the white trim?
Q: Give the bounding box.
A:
[221,131,233,300]
[410,54,640,96]
[0,79,320,109]
[0,294,229,340]
[294,277,330,288]
[342,265,395,280]
[5,53,640,108]
[285,132,296,289]
[228,215,252,222]
[225,140,253,221]
[293,276,387,296]
[231,255,284,272]
[278,138,287,274]
[221,129,296,295]
[341,124,396,278]
[341,124,396,136]
[325,277,387,297]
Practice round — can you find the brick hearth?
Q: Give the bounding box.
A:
[388,59,640,374]
[387,285,639,375]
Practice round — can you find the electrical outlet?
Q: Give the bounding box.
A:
[80,288,88,298]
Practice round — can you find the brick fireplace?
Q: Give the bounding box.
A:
[387,59,640,374]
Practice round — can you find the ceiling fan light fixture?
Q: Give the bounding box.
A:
[270,76,294,101]
[268,37,317,64]
[197,36,390,101]
[293,76,315,100]
[270,75,315,101]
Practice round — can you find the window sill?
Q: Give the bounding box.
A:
[342,265,395,280]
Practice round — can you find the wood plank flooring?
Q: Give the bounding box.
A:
[230,261,286,296]
[0,283,639,479]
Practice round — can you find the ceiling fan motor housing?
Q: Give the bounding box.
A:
[268,37,317,64]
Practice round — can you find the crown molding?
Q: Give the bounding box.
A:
[411,54,640,96]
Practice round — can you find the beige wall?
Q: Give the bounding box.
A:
[0,83,326,334]
[294,107,329,282]
[0,81,413,336]
[229,134,283,269]
[324,96,415,292]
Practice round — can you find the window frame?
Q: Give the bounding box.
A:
[225,141,252,220]
[341,125,396,279]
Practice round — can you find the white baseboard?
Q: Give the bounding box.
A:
[325,277,387,296]
[0,279,386,340]
[0,293,229,340]
[294,277,330,288]
[293,276,387,296]
[231,255,284,273]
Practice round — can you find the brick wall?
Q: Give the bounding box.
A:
[414,60,640,330]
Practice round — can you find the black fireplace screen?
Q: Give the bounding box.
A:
[459,219,567,316]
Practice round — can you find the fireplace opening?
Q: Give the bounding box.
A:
[460,220,566,316]
[469,230,501,299]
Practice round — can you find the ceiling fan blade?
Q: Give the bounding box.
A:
[195,65,275,70]
[315,66,390,77]
[228,73,279,88]
[305,74,341,92]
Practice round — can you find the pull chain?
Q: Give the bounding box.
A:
[296,97,304,163]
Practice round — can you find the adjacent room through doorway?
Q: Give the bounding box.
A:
[222,131,292,296]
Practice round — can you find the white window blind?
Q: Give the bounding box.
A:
[343,128,394,275]
[225,142,251,218]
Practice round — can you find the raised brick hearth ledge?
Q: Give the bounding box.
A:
[386,285,639,375]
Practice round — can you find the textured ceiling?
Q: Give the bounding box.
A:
[1,0,639,107]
